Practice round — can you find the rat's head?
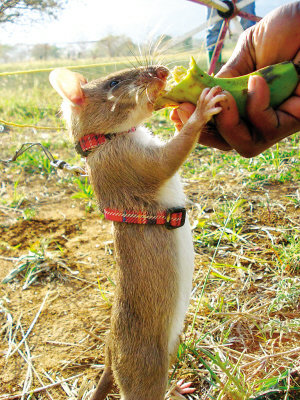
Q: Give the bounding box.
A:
[49,65,169,140]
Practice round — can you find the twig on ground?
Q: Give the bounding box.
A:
[242,347,300,368]
[0,374,84,400]
[18,324,54,400]
[6,291,49,358]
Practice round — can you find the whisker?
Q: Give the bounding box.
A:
[152,35,167,62]
[125,43,144,69]
[110,90,129,112]
[145,85,154,105]
[137,41,148,68]
[131,83,148,104]
[135,88,141,104]
[110,83,143,111]
[149,34,164,67]
[107,78,140,100]
[140,41,148,68]
[147,38,154,68]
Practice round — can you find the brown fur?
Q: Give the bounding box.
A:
[49,65,226,400]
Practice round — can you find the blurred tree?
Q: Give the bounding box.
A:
[159,34,172,44]
[183,37,193,50]
[0,43,13,61]
[153,34,173,51]
[0,0,67,23]
[31,43,60,59]
[94,35,138,58]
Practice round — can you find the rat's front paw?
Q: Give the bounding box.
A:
[166,379,196,399]
[196,86,227,125]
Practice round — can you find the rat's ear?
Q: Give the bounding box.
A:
[49,68,87,106]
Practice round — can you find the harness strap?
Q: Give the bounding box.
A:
[75,128,136,157]
[104,207,186,230]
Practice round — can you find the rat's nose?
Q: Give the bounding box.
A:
[156,66,169,80]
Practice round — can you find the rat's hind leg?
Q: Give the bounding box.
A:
[90,366,114,400]
[90,342,114,400]
[112,341,170,400]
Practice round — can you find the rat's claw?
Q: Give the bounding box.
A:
[167,379,196,399]
[176,379,196,394]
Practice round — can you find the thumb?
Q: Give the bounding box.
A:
[177,102,196,124]
[246,75,279,132]
[170,103,195,124]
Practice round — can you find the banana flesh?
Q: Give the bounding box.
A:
[154,57,299,118]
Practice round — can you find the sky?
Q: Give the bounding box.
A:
[0,0,296,46]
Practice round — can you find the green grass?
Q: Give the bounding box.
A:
[71,176,96,212]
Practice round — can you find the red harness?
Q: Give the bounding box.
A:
[104,207,186,230]
[75,128,136,157]
[75,131,186,230]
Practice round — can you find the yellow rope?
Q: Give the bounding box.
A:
[0,118,66,130]
[0,60,131,77]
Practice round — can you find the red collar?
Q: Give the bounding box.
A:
[75,128,136,157]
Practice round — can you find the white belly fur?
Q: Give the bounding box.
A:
[157,175,194,356]
[131,127,195,355]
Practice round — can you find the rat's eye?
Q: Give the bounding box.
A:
[109,80,119,88]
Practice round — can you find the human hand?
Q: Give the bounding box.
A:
[171,2,300,157]
[214,2,300,157]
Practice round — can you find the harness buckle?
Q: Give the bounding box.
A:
[165,207,186,230]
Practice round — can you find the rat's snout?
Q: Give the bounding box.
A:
[138,65,169,108]
[143,66,169,82]
[155,66,169,81]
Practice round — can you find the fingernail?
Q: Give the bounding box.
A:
[248,75,257,92]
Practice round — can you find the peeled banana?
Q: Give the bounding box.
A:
[154,57,299,118]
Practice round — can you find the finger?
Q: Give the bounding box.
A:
[177,102,196,124]
[177,109,190,125]
[247,75,300,141]
[177,102,196,114]
[170,103,196,131]
[208,94,227,109]
[214,91,257,156]
[247,75,278,134]
[293,48,300,67]
[197,124,233,151]
[170,108,183,130]
[278,93,300,119]
[170,108,179,123]
[296,82,300,97]
[199,87,214,103]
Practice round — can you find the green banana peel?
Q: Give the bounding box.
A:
[154,57,299,118]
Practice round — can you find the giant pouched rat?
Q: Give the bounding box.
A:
[49,64,226,400]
